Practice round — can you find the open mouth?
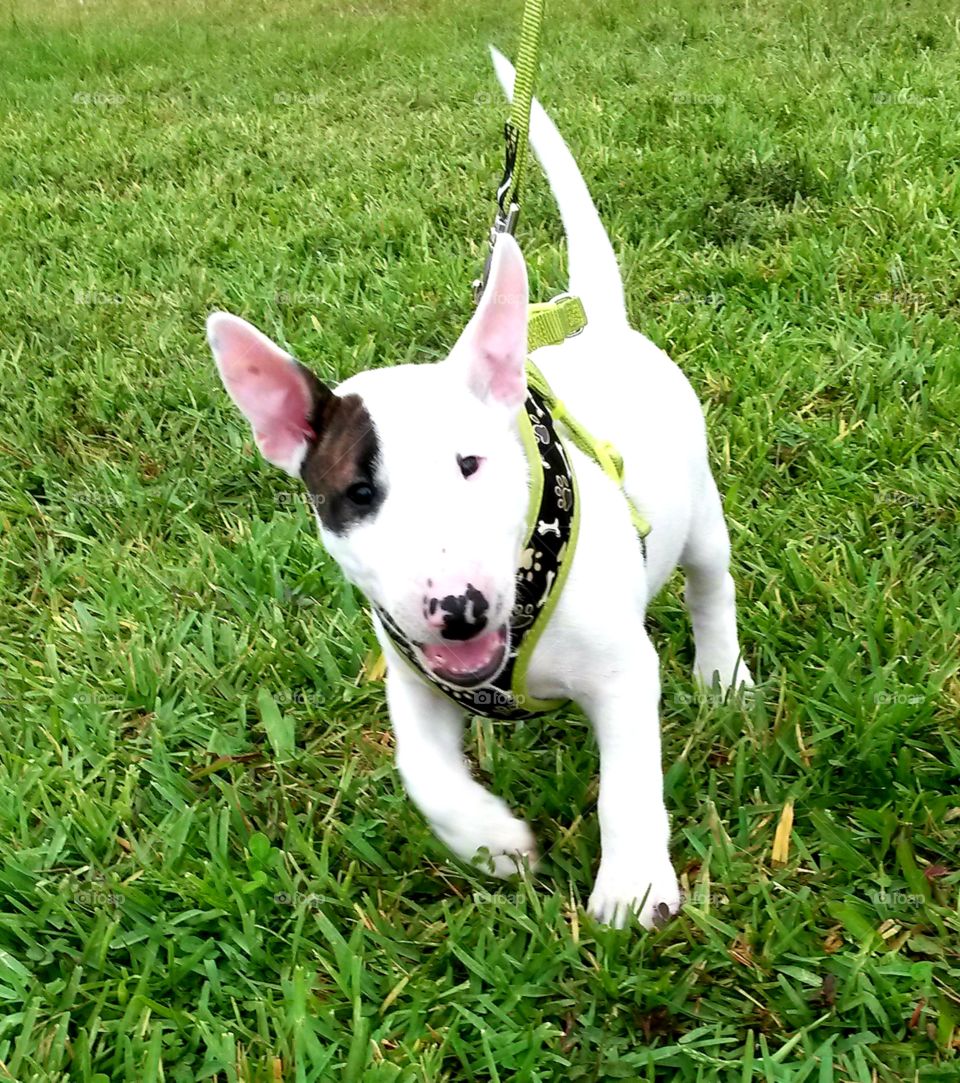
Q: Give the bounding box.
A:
[418,625,508,688]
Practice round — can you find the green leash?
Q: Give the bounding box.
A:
[473,0,545,302]
[503,0,544,213]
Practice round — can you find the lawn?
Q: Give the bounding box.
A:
[1,0,959,1078]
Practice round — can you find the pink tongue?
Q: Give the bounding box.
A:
[422,629,500,673]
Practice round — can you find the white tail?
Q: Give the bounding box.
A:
[489,46,628,328]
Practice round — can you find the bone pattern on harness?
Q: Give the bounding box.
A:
[376,381,576,721]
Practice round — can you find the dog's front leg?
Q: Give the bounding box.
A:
[385,660,537,878]
[580,629,680,928]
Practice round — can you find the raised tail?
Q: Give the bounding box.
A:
[489,45,628,328]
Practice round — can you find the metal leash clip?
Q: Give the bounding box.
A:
[472,202,519,304]
[473,121,522,304]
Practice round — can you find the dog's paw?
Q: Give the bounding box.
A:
[433,795,538,878]
[694,655,754,700]
[586,859,680,929]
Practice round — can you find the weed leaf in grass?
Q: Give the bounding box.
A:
[257,686,295,761]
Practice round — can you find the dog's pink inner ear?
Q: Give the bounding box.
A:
[207,312,317,475]
[457,234,528,409]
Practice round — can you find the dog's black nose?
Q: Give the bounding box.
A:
[429,584,490,641]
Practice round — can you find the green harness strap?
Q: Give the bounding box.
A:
[527,295,586,351]
[507,298,649,709]
[526,298,652,541]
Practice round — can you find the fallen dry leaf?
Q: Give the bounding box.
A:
[815,973,837,1007]
[772,799,795,865]
[729,934,754,968]
[824,925,844,953]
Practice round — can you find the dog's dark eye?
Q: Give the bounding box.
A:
[346,481,375,506]
[458,455,480,479]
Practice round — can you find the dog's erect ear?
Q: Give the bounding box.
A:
[207,312,333,476]
[449,233,528,410]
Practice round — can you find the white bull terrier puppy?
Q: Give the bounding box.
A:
[206,48,752,928]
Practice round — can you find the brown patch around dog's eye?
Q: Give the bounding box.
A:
[300,389,383,534]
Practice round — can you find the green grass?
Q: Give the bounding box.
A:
[1,0,959,1078]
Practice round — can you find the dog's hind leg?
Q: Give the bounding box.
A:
[385,658,537,878]
[680,471,754,693]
